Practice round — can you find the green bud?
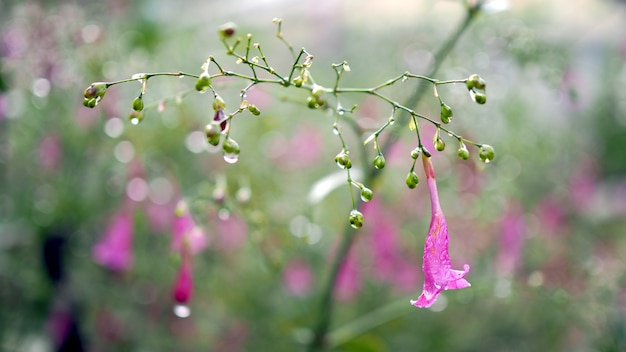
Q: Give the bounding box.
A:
[373,154,386,169]
[475,77,486,90]
[360,187,373,202]
[222,137,240,155]
[247,104,261,116]
[474,92,487,105]
[213,95,226,111]
[440,103,453,124]
[349,209,364,229]
[195,73,211,92]
[457,142,470,160]
[315,94,327,107]
[466,74,480,90]
[218,22,237,39]
[410,147,420,160]
[205,123,222,146]
[479,144,495,163]
[132,96,144,111]
[83,98,97,108]
[307,96,319,109]
[434,137,446,152]
[293,76,303,88]
[335,151,352,169]
[406,171,419,189]
[84,82,107,99]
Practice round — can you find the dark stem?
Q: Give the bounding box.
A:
[306,7,480,351]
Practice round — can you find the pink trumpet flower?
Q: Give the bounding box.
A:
[411,155,470,308]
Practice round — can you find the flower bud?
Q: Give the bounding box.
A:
[360,187,373,202]
[218,22,237,39]
[293,76,303,88]
[83,98,97,108]
[222,137,240,155]
[213,95,226,112]
[466,74,480,90]
[195,73,211,92]
[440,103,453,124]
[335,151,352,169]
[132,96,144,111]
[406,171,419,189]
[434,137,446,152]
[205,123,221,146]
[247,104,261,116]
[410,147,420,160]
[457,142,470,160]
[307,96,319,109]
[479,144,495,163]
[473,92,487,105]
[349,209,364,229]
[373,154,386,169]
[84,82,107,99]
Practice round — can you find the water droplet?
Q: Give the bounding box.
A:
[223,153,239,164]
[447,132,453,137]
[337,109,345,116]
[401,75,408,83]
[388,117,395,125]
[332,124,340,135]
[130,117,140,125]
[173,304,191,318]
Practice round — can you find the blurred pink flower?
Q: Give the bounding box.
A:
[334,244,361,302]
[282,260,314,297]
[171,201,208,254]
[39,133,62,171]
[92,210,133,271]
[411,156,470,308]
[173,245,193,304]
[495,201,526,277]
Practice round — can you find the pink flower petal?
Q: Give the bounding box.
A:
[411,156,470,308]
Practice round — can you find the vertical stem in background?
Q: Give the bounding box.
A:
[306,5,482,351]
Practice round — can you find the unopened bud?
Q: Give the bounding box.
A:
[213,95,226,112]
[195,73,211,92]
[218,22,237,39]
[434,137,446,152]
[466,74,481,90]
[406,171,419,189]
[373,154,386,169]
[335,151,352,169]
[128,110,144,125]
[360,187,373,202]
[440,103,453,124]
[457,143,470,160]
[307,96,319,109]
[83,98,97,108]
[479,144,495,163]
[349,209,364,229]
[473,92,487,104]
[293,76,303,88]
[84,82,107,99]
[410,147,421,160]
[205,123,222,146]
[132,96,144,111]
[247,104,261,116]
[222,137,240,155]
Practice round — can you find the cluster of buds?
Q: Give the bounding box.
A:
[82,82,107,108]
[466,73,487,104]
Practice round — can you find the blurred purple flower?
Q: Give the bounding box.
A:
[334,244,362,302]
[411,156,470,308]
[173,245,193,304]
[495,201,526,277]
[282,260,314,297]
[92,210,133,271]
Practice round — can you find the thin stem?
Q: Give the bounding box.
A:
[306,6,480,351]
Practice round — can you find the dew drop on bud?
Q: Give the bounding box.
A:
[360,187,373,202]
[478,144,495,163]
[349,209,364,229]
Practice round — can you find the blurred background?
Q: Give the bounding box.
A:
[1,0,626,351]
